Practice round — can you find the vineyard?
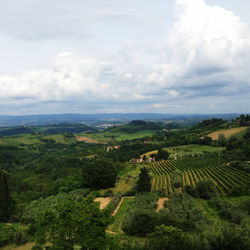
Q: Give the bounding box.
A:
[147,156,250,195]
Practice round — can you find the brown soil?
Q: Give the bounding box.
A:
[94,197,112,209]
[157,198,169,212]
[75,136,100,144]
[207,127,249,140]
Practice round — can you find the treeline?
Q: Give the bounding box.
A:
[0,123,95,137]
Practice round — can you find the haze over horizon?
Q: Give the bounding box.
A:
[1,0,250,115]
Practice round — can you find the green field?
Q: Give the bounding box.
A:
[148,157,250,195]
[101,164,141,195]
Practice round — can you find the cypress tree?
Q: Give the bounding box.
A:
[0,170,11,221]
[137,167,151,193]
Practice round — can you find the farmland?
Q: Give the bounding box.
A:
[148,157,250,195]
[142,144,225,159]
[207,126,249,140]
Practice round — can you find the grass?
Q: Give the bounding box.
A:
[192,198,220,222]
[0,135,42,147]
[43,134,67,144]
[109,198,133,233]
[79,130,156,142]
[101,164,141,195]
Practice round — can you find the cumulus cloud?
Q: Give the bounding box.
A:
[0,0,250,114]
[147,0,250,96]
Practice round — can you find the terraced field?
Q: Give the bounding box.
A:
[148,157,250,195]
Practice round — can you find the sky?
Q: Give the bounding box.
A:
[0,0,250,115]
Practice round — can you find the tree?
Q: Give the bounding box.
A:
[34,196,111,249]
[122,210,155,236]
[0,170,12,221]
[137,167,151,193]
[195,180,218,199]
[218,134,226,146]
[147,225,186,250]
[155,148,169,161]
[82,159,117,189]
[172,170,182,188]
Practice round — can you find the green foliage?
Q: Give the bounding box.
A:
[121,194,158,236]
[13,230,27,245]
[0,170,12,221]
[122,210,155,236]
[172,169,182,188]
[0,223,14,247]
[155,148,169,161]
[20,190,90,223]
[203,222,250,250]
[82,159,117,189]
[160,193,207,231]
[109,198,133,233]
[184,185,196,197]
[147,225,187,250]
[34,195,111,249]
[105,193,123,214]
[137,167,151,193]
[195,180,218,199]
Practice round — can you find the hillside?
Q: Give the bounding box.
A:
[0,115,249,249]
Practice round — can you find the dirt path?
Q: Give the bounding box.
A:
[94,197,112,209]
[112,196,134,216]
[157,198,169,211]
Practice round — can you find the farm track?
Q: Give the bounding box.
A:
[112,197,134,216]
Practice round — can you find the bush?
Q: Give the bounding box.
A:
[122,210,155,236]
[103,190,114,197]
[218,208,247,224]
[184,185,196,197]
[147,225,187,250]
[0,223,14,247]
[31,245,43,250]
[121,193,158,236]
[13,231,27,245]
[195,180,218,199]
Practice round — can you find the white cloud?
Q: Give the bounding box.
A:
[0,0,250,114]
[149,0,250,92]
[57,52,73,57]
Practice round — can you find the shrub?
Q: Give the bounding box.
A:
[103,190,114,197]
[0,223,14,247]
[122,210,155,236]
[195,180,218,199]
[13,231,27,245]
[184,185,196,197]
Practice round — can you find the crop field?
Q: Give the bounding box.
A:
[109,197,133,233]
[148,157,250,195]
[142,144,225,159]
[207,126,249,140]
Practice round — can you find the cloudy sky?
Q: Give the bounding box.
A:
[0,0,250,115]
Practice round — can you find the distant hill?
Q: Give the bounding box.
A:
[0,113,240,126]
[0,123,95,137]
